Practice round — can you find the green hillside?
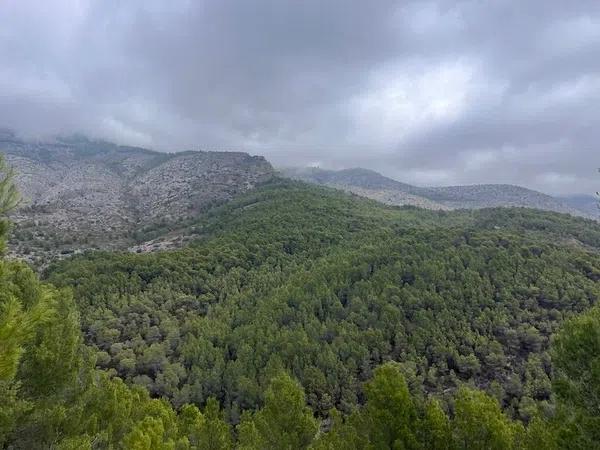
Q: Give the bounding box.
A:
[49,181,600,412]
[4,176,600,448]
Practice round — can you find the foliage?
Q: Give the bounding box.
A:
[3,177,600,447]
[46,180,600,422]
[552,305,600,447]
[238,372,318,449]
[0,154,19,217]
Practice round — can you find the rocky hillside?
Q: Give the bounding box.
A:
[282,167,594,218]
[2,135,274,264]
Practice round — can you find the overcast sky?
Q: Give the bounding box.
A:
[1,1,599,194]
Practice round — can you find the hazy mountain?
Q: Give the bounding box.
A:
[560,194,599,219]
[281,167,451,210]
[1,135,274,263]
[282,167,592,218]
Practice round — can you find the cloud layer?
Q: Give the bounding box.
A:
[1,0,599,194]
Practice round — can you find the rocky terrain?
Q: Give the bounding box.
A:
[282,167,595,218]
[2,135,273,264]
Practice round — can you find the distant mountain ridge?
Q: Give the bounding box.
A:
[2,135,274,263]
[559,194,599,218]
[281,167,595,218]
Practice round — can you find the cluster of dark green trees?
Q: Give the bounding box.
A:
[2,163,600,447]
[47,181,600,422]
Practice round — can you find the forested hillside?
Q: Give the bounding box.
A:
[4,169,600,447]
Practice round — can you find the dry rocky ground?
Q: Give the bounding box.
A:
[2,135,273,265]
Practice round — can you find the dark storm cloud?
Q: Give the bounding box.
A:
[1,0,599,194]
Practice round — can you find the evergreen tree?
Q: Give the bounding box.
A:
[452,387,521,450]
[552,305,600,447]
[361,362,419,449]
[420,399,453,450]
[238,372,318,449]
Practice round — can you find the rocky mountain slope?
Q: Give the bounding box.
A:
[282,167,594,218]
[2,135,273,264]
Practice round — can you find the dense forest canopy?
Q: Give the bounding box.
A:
[2,172,600,448]
[46,180,600,419]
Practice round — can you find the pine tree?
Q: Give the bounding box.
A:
[239,372,318,450]
[361,362,419,449]
[551,305,600,446]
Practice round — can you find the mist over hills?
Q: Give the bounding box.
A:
[4,0,600,446]
[3,135,600,448]
[282,167,595,218]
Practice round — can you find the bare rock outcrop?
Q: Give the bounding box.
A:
[2,136,273,264]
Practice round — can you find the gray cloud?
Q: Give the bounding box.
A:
[1,0,599,194]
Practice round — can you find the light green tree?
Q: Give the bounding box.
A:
[551,305,600,447]
[361,362,419,449]
[452,387,521,450]
[238,372,318,450]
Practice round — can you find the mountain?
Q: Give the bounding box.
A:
[282,167,593,218]
[4,160,600,446]
[1,135,274,263]
[281,167,450,210]
[560,194,599,218]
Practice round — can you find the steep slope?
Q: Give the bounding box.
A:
[1,136,273,263]
[282,167,591,218]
